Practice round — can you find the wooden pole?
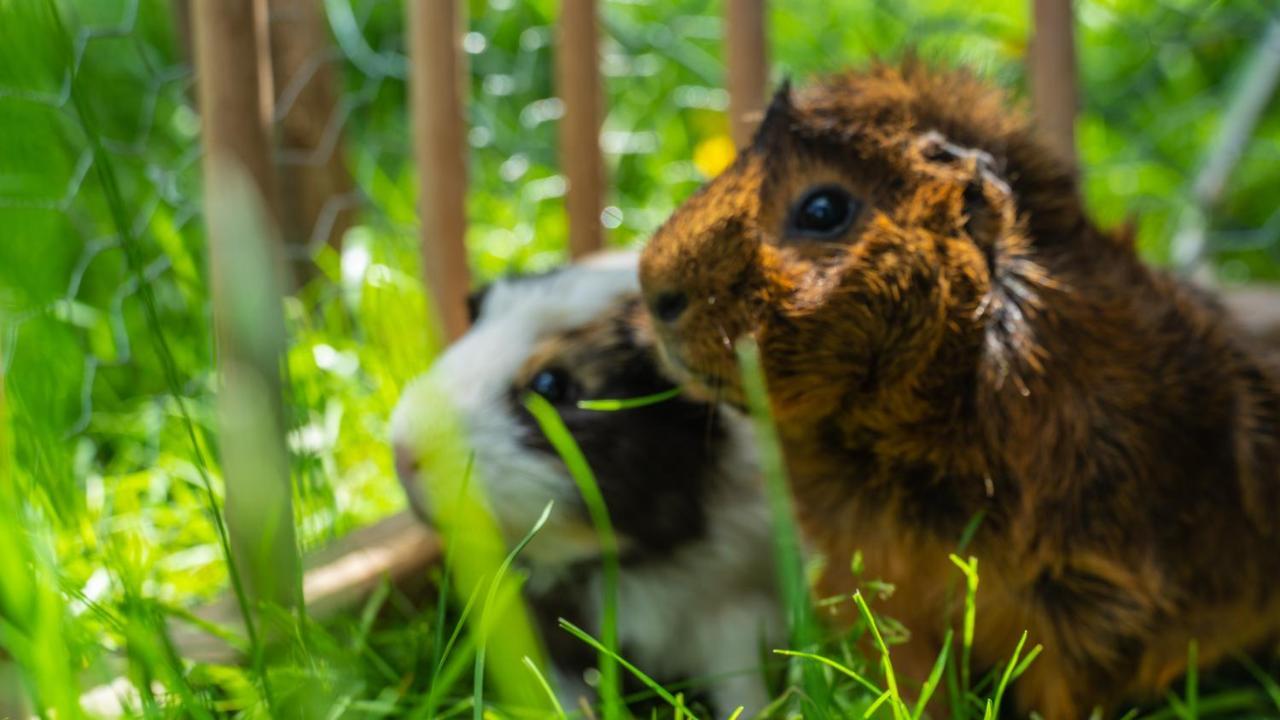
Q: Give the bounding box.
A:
[254,0,275,135]
[193,0,299,614]
[724,0,768,149]
[556,0,605,259]
[267,0,354,281]
[192,0,281,236]
[1029,0,1078,164]
[407,0,471,342]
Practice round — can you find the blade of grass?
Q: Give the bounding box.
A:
[852,591,909,720]
[1185,640,1198,720]
[576,387,681,411]
[558,618,692,717]
[736,339,831,715]
[0,331,82,718]
[1010,644,1042,680]
[911,629,953,720]
[772,649,883,696]
[865,690,895,718]
[425,582,484,718]
[432,455,473,681]
[522,656,568,720]
[1142,689,1267,720]
[418,637,479,720]
[989,630,1030,718]
[949,554,979,699]
[414,381,550,716]
[524,393,624,720]
[474,501,554,720]
[956,512,985,555]
[1236,653,1280,711]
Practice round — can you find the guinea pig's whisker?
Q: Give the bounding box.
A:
[702,399,719,447]
[715,321,734,351]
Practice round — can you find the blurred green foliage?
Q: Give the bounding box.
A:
[0,0,1278,715]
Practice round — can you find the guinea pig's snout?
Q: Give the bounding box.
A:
[649,290,689,324]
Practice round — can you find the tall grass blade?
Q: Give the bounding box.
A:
[411,379,550,716]
[523,656,568,720]
[773,649,883,696]
[989,630,1030,718]
[852,590,909,720]
[474,501,555,720]
[0,332,82,718]
[525,392,624,720]
[911,629,953,720]
[1236,653,1280,711]
[736,339,831,714]
[558,619,693,717]
[865,690,895,718]
[432,455,474,681]
[1185,640,1198,720]
[948,554,979,699]
[576,387,681,411]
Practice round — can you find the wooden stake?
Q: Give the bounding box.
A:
[724,0,768,149]
[1029,0,1079,164]
[166,512,439,664]
[556,0,605,258]
[193,0,299,614]
[267,0,355,281]
[192,0,281,239]
[407,0,471,342]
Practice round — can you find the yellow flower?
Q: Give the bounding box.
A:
[693,134,737,178]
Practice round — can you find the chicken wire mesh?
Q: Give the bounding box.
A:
[0,0,1278,605]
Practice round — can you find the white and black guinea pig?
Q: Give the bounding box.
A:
[390,252,781,716]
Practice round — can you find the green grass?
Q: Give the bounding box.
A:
[1,0,1279,717]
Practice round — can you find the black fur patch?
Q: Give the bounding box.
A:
[512,305,727,561]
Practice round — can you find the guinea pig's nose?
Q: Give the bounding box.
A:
[650,290,689,324]
[393,443,420,482]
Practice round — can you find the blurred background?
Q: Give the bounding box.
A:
[1,0,1278,715]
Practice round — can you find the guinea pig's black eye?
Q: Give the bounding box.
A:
[529,368,574,404]
[787,185,860,239]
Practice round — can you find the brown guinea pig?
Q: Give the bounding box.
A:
[639,61,1280,718]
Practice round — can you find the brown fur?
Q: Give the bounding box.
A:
[638,61,1280,718]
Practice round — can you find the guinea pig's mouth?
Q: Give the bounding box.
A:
[654,337,747,410]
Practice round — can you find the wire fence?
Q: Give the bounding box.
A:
[1,0,1278,643]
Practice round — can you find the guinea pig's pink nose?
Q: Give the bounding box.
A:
[393,443,420,482]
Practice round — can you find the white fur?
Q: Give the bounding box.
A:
[390,252,781,716]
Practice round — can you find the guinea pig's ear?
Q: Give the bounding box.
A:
[465,285,492,323]
[750,79,795,154]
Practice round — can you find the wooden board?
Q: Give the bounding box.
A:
[165,510,439,664]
